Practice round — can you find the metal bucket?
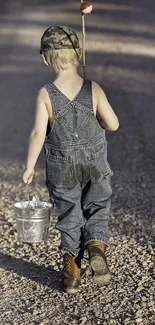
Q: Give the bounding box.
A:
[14,200,52,243]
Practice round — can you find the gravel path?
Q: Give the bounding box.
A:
[0,1,154,324]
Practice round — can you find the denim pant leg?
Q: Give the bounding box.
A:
[47,183,85,257]
[82,177,112,248]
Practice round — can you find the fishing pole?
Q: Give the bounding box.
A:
[80,1,93,78]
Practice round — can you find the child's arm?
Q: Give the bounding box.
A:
[94,82,119,131]
[23,88,48,184]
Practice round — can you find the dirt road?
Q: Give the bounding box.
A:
[0,1,154,324]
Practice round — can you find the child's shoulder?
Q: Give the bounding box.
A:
[37,86,53,99]
[36,87,52,108]
[91,80,106,96]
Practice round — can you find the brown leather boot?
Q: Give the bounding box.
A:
[87,241,111,285]
[63,253,81,294]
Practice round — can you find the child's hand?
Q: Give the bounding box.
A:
[23,168,34,184]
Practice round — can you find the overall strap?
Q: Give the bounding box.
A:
[44,83,70,118]
[44,79,94,118]
[74,79,94,115]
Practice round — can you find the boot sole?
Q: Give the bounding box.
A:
[90,255,111,285]
[64,287,79,294]
[63,274,80,294]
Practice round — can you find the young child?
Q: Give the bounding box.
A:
[23,25,119,294]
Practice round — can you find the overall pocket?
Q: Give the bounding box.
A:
[89,144,113,182]
[46,152,75,188]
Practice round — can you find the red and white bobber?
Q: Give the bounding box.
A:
[81,2,93,14]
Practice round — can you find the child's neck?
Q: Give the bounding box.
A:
[55,66,80,81]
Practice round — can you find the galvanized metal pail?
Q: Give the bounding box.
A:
[14,201,52,243]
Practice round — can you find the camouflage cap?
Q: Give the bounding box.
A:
[40,25,80,52]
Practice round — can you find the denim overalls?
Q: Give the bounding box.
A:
[44,79,113,256]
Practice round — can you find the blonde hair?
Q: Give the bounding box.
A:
[43,48,81,72]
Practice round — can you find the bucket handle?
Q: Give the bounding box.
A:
[26,183,30,206]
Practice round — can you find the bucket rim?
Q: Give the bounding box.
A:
[14,201,53,210]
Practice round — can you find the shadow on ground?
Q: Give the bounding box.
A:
[0,252,63,291]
